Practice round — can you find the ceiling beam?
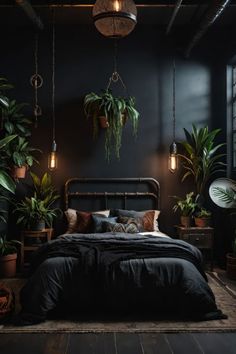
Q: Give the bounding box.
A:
[15,0,44,30]
[185,0,231,57]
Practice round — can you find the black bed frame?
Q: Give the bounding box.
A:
[64,177,160,211]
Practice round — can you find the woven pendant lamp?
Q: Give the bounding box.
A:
[93,0,137,38]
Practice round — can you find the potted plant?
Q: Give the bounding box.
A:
[84,89,139,161]
[194,208,212,227]
[0,235,21,277]
[14,195,61,231]
[172,192,197,227]
[6,137,41,179]
[1,99,32,138]
[30,171,60,207]
[180,125,225,200]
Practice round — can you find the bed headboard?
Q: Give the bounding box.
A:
[64,178,160,211]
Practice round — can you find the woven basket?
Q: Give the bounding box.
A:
[0,283,15,322]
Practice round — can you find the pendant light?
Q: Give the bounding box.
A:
[93,0,137,38]
[168,59,178,173]
[48,9,58,171]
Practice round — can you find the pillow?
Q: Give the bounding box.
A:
[111,209,160,231]
[103,221,139,234]
[64,208,110,234]
[92,214,118,233]
[118,216,144,232]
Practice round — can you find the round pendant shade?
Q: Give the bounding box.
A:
[93,0,137,38]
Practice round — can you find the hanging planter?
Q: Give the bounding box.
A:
[84,89,139,161]
[10,165,27,179]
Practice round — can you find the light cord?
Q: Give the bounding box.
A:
[52,8,56,143]
[172,59,176,141]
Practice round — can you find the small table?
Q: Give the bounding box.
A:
[175,226,214,270]
[20,228,53,271]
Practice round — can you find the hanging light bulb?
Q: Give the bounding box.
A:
[93,0,137,38]
[168,142,178,173]
[168,59,178,173]
[48,9,58,171]
[48,140,58,171]
[114,0,121,12]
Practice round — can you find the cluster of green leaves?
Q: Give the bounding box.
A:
[14,172,61,230]
[5,136,40,168]
[172,192,197,216]
[180,124,225,196]
[0,235,21,256]
[84,90,139,161]
[195,208,211,218]
[213,182,236,208]
[2,100,32,138]
[0,77,13,109]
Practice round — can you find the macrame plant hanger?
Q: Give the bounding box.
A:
[30,32,43,128]
[106,40,128,96]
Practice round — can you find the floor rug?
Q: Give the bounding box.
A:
[0,273,236,333]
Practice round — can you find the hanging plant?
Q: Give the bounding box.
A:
[84,89,139,161]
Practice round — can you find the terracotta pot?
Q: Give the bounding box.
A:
[180,216,191,227]
[194,217,211,227]
[11,165,27,179]
[121,113,128,126]
[226,253,236,280]
[99,116,109,128]
[0,253,17,278]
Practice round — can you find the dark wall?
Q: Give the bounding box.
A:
[0,24,229,263]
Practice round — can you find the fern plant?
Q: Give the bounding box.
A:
[84,89,139,161]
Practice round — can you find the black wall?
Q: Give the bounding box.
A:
[0,23,229,264]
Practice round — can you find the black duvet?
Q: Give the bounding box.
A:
[19,233,226,324]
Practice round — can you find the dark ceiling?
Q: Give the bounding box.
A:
[1,1,236,57]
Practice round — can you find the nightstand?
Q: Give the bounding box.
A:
[175,226,214,270]
[20,228,53,271]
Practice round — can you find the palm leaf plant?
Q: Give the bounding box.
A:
[180,124,225,198]
[84,89,139,161]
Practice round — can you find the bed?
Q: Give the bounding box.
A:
[18,178,226,325]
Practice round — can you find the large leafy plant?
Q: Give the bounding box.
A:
[84,89,139,161]
[180,125,225,197]
[6,136,41,168]
[30,172,60,208]
[1,99,33,138]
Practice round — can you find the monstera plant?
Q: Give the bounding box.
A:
[84,89,139,161]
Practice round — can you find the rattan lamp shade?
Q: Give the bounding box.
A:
[93,0,137,38]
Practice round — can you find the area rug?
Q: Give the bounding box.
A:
[0,273,236,333]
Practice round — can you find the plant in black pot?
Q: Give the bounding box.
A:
[14,195,61,231]
[84,89,139,161]
[172,192,197,227]
[0,235,21,278]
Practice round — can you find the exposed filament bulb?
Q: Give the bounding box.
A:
[114,0,121,12]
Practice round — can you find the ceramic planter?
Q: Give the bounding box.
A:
[194,217,211,227]
[11,165,27,179]
[0,253,17,278]
[99,116,109,128]
[30,220,45,231]
[180,216,191,227]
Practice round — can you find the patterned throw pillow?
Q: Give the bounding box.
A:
[117,216,144,232]
[64,209,110,234]
[92,214,118,233]
[103,221,139,234]
[111,209,160,232]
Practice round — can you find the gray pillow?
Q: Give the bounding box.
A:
[92,214,117,233]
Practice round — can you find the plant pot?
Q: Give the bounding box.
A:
[10,165,27,179]
[194,217,211,227]
[226,253,236,280]
[0,253,17,278]
[30,220,45,231]
[99,116,109,128]
[180,216,191,227]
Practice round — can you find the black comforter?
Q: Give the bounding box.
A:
[19,233,226,324]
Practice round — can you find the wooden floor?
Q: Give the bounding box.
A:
[1,332,236,354]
